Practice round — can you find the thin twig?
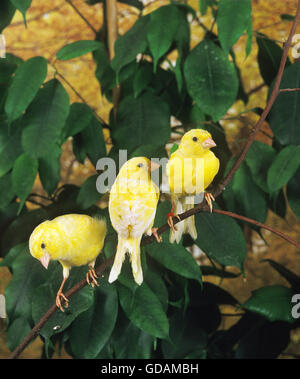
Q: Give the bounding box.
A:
[65,0,97,34]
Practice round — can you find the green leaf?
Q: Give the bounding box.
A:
[5,56,47,124]
[21,79,70,158]
[4,243,46,323]
[147,242,202,284]
[6,317,31,351]
[74,114,106,166]
[184,39,239,121]
[12,153,38,213]
[113,92,170,150]
[257,33,290,87]
[199,0,209,15]
[77,175,101,210]
[223,161,268,223]
[93,43,116,96]
[242,285,294,323]
[235,319,290,359]
[0,172,14,209]
[268,60,300,145]
[261,259,300,289]
[280,14,295,21]
[0,118,23,178]
[147,5,181,70]
[245,141,276,193]
[61,102,93,142]
[70,281,118,358]
[267,145,300,192]
[32,265,94,341]
[9,0,31,25]
[195,211,246,270]
[57,40,102,60]
[217,0,252,55]
[162,308,207,358]
[133,64,153,98]
[39,144,61,195]
[0,1,16,32]
[287,166,300,221]
[111,15,150,75]
[117,281,169,339]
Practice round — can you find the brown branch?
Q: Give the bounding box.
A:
[8,257,114,359]
[65,0,97,34]
[9,0,300,360]
[212,209,300,250]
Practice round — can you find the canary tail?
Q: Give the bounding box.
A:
[108,236,143,285]
[169,197,197,244]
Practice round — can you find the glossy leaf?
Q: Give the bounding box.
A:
[61,102,93,142]
[39,144,62,195]
[117,282,169,339]
[257,33,290,87]
[147,5,181,70]
[111,15,150,75]
[147,242,202,284]
[76,175,101,210]
[184,39,239,121]
[268,60,300,145]
[287,166,300,221]
[113,92,170,150]
[0,118,23,177]
[0,172,14,209]
[57,40,102,60]
[5,56,47,124]
[245,141,276,193]
[267,145,300,192]
[242,285,294,323]
[0,1,15,32]
[195,211,246,270]
[22,79,70,158]
[217,0,252,55]
[9,0,31,25]
[70,281,118,358]
[12,153,38,213]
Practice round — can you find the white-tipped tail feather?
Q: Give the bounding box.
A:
[169,197,197,244]
[108,236,143,285]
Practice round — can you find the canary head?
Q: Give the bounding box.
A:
[29,220,58,269]
[119,157,159,177]
[179,129,216,155]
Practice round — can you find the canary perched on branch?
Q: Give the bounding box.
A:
[29,214,107,312]
[108,157,160,285]
[166,129,219,243]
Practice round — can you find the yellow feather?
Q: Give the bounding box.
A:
[166,129,220,243]
[108,157,159,285]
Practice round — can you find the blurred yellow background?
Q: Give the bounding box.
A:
[0,0,300,358]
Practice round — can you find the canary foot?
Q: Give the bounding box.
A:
[151,227,162,243]
[167,212,181,233]
[86,266,99,288]
[204,192,215,213]
[56,291,69,312]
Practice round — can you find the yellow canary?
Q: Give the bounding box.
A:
[166,129,220,243]
[29,214,107,311]
[108,157,160,285]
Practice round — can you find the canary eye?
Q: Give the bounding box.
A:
[192,137,198,142]
[137,163,143,168]
[41,243,46,249]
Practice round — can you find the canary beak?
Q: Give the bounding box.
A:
[150,161,160,172]
[40,251,50,269]
[202,138,216,149]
